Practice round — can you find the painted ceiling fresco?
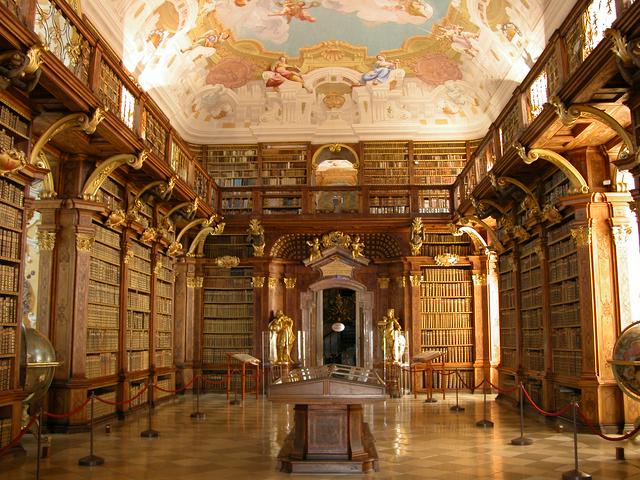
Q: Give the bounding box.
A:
[85,0,576,143]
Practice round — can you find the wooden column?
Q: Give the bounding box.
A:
[174,258,197,390]
[33,200,60,338]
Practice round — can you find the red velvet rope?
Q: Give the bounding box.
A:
[577,406,640,441]
[453,371,485,391]
[0,414,38,457]
[44,397,92,419]
[94,383,149,406]
[486,379,519,394]
[153,377,194,394]
[520,385,572,417]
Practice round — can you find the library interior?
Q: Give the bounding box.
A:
[2,0,640,478]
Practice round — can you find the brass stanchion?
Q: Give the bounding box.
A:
[450,370,464,412]
[561,400,591,479]
[140,381,159,438]
[510,383,533,446]
[35,410,42,480]
[79,394,105,466]
[191,375,205,419]
[476,380,494,428]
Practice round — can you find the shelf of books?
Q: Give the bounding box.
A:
[0,175,25,450]
[142,108,168,161]
[88,384,117,420]
[418,266,474,390]
[220,191,253,215]
[155,252,174,370]
[155,372,176,402]
[196,144,259,187]
[498,251,517,375]
[260,143,308,186]
[202,266,254,369]
[417,189,451,214]
[87,222,121,380]
[519,237,544,376]
[368,189,409,214]
[362,141,409,185]
[419,232,473,257]
[547,217,581,379]
[97,176,126,213]
[0,95,30,154]
[203,233,252,259]
[411,141,467,185]
[262,190,302,215]
[126,240,151,375]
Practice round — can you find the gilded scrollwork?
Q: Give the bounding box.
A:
[409,217,423,256]
[268,277,279,289]
[214,256,240,268]
[75,233,94,252]
[409,274,421,287]
[37,231,56,251]
[434,253,460,266]
[252,276,265,288]
[284,277,297,289]
[472,273,487,286]
[570,226,592,247]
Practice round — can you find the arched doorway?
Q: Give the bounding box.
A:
[300,277,374,369]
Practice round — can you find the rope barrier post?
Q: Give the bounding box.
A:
[616,447,625,460]
[476,379,494,429]
[450,370,464,412]
[140,381,159,438]
[561,399,592,480]
[191,375,205,420]
[35,409,42,480]
[79,394,105,466]
[510,382,533,446]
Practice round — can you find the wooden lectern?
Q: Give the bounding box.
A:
[269,364,386,474]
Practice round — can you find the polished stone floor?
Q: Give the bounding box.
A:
[2,392,640,479]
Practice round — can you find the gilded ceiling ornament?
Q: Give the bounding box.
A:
[76,233,94,252]
[214,256,240,268]
[284,277,297,289]
[434,253,460,267]
[252,276,265,288]
[323,92,346,110]
[37,232,56,251]
[377,277,390,289]
[570,226,592,247]
[472,273,487,286]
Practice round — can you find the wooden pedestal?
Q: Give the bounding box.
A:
[277,403,379,474]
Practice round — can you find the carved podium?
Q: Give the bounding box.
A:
[269,364,386,474]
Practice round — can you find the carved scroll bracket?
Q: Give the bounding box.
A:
[451,218,501,253]
[30,108,105,199]
[81,150,147,201]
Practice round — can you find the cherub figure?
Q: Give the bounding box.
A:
[350,235,364,258]
[269,1,318,24]
[306,237,321,261]
[436,24,479,57]
[181,30,229,54]
[264,56,313,92]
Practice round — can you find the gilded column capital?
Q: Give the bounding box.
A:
[570,225,592,247]
[377,277,390,289]
[409,274,422,287]
[37,231,56,251]
[472,273,487,286]
[268,277,279,289]
[75,233,94,252]
[284,277,297,289]
[252,276,265,288]
[395,276,406,288]
[186,276,203,289]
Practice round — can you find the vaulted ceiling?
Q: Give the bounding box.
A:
[85,0,577,144]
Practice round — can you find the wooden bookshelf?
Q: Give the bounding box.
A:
[0,96,30,154]
[260,143,307,186]
[89,384,117,420]
[197,144,259,187]
[202,266,254,368]
[97,176,125,213]
[362,141,409,185]
[154,252,174,369]
[419,266,474,390]
[142,109,167,160]
[87,222,121,379]
[418,232,473,257]
[203,233,252,259]
[417,189,450,214]
[498,251,517,373]
[368,189,409,214]
[0,175,25,450]
[126,240,151,374]
[519,237,544,374]
[412,141,467,185]
[220,191,253,215]
[262,190,302,215]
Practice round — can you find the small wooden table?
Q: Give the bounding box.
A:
[410,351,446,401]
[226,353,260,401]
[269,364,386,474]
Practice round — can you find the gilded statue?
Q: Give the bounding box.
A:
[381,308,405,364]
[268,310,295,365]
[350,235,364,258]
[247,219,265,257]
[306,237,321,261]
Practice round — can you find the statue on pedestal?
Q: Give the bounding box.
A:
[269,310,295,365]
[380,308,405,364]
